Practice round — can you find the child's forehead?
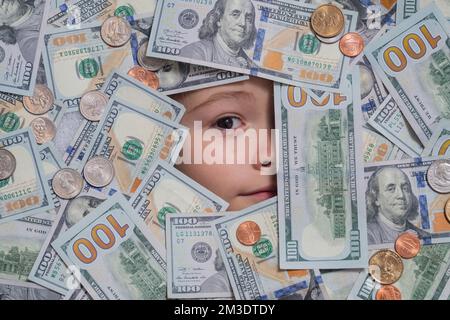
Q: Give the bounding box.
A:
[172,77,273,111]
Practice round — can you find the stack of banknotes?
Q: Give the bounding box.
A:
[0,0,449,300]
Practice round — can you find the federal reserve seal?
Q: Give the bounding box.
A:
[191,242,212,263]
[178,9,199,29]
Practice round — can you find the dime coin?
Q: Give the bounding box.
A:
[83,156,115,188]
[23,84,54,115]
[339,32,365,57]
[394,232,421,259]
[427,159,450,193]
[310,4,345,38]
[52,168,84,200]
[100,16,132,47]
[30,117,57,145]
[79,91,109,122]
[368,249,403,285]
[137,41,167,71]
[128,66,160,90]
[445,199,450,224]
[0,149,16,180]
[375,285,402,300]
[236,221,262,246]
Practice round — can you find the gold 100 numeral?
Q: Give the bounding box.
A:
[72,214,130,264]
[286,86,347,108]
[383,25,441,72]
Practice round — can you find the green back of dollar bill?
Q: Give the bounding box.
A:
[52,193,167,300]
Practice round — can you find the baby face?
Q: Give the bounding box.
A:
[173,77,277,211]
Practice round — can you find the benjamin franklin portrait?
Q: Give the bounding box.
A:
[180,0,257,69]
[0,0,45,62]
[200,249,231,293]
[366,166,430,245]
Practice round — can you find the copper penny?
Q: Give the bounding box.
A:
[23,84,54,115]
[100,16,131,47]
[395,232,421,259]
[30,117,57,145]
[445,199,450,224]
[236,221,262,246]
[369,249,404,285]
[310,4,345,38]
[127,66,160,90]
[339,32,365,57]
[375,285,402,300]
[79,91,109,122]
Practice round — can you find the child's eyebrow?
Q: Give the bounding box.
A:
[190,91,255,112]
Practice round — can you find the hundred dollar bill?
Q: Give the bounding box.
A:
[130,161,228,249]
[276,69,368,269]
[214,197,328,300]
[357,54,399,163]
[0,279,62,300]
[368,95,424,157]
[28,189,109,295]
[79,99,187,196]
[422,121,450,156]
[124,16,249,95]
[364,156,450,248]
[101,70,186,121]
[42,23,135,110]
[0,61,66,135]
[47,0,157,29]
[0,0,50,96]
[365,4,450,146]
[0,143,63,282]
[63,70,185,167]
[166,213,233,299]
[349,244,450,300]
[398,0,450,22]
[148,0,357,92]
[0,129,54,223]
[319,269,362,300]
[52,193,167,300]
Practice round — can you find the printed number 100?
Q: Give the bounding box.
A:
[72,215,129,264]
[383,24,442,72]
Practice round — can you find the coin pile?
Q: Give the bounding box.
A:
[369,232,422,300]
[310,4,365,57]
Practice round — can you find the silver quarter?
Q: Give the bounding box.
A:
[0,149,16,180]
[137,40,167,71]
[52,168,84,200]
[83,156,115,188]
[427,159,450,194]
[100,16,132,47]
[79,91,109,122]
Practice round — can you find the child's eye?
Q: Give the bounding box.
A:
[215,116,242,130]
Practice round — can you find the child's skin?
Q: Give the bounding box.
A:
[173,76,277,211]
